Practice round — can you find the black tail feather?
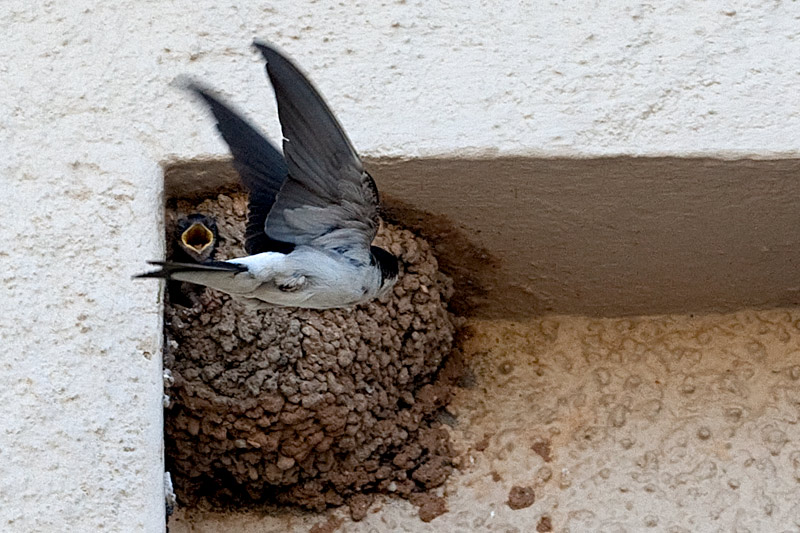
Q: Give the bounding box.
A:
[134,260,247,280]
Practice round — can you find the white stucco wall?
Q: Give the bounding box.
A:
[2,1,800,531]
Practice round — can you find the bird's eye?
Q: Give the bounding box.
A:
[181,223,215,252]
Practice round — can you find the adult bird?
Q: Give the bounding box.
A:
[137,42,398,309]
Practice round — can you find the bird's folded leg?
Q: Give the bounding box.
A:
[276,274,307,292]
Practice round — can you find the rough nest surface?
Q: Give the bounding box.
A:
[163,192,461,517]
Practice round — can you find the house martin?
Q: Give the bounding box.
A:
[137,41,398,309]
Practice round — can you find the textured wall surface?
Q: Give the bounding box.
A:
[171,310,800,532]
[3,0,800,531]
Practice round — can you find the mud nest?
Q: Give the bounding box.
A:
[163,192,461,516]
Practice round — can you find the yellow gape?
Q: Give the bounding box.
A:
[180,222,215,254]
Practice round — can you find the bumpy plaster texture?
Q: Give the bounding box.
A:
[164,193,459,517]
[172,310,800,532]
[4,0,800,531]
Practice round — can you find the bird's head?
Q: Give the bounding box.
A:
[370,246,399,296]
[176,214,219,263]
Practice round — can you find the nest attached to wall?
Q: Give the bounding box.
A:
[163,192,461,518]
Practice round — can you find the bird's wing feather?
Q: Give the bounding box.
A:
[187,83,294,255]
[253,41,380,264]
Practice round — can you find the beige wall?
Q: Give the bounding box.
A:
[4,0,800,530]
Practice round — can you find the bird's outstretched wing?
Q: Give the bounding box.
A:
[254,41,380,265]
[187,83,294,255]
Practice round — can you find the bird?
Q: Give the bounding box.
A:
[137,41,399,309]
[165,214,220,308]
[175,214,219,264]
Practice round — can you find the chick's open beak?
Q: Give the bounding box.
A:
[181,222,215,253]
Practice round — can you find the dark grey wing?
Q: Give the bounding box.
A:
[187,83,294,255]
[253,41,380,264]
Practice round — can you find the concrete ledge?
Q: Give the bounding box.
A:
[373,157,800,317]
[167,156,800,317]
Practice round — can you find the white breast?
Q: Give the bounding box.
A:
[231,247,383,309]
